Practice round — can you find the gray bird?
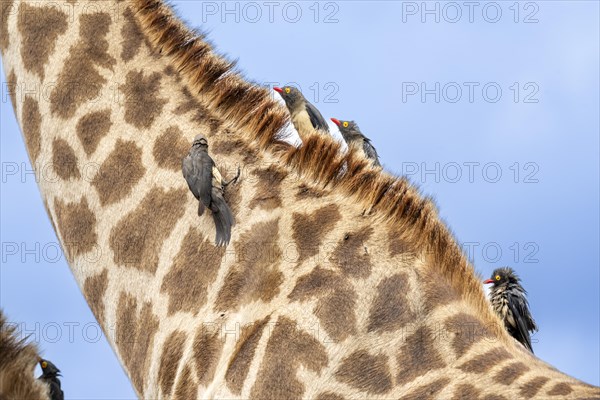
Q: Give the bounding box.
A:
[484,267,538,353]
[182,135,239,247]
[38,359,64,400]
[331,118,381,167]
[274,86,329,134]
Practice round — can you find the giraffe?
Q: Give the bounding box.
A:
[1,0,599,398]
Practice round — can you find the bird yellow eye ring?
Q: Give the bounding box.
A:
[284,87,291,94]
[495,275,501,281]
[343,121,349,127]
[41,361,47,368]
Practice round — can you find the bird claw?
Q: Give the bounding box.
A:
[224,165,241,187]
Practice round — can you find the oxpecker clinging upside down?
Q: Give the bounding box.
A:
[274,86,329,134]
[182,135,239,247]
[331,118,381,167]
[484,267,538,353]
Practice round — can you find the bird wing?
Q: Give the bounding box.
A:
[209,187,235,246]
[506,291,535,352]
[305,101,329,132]
[362,138,381,167]
[182,151,213,207]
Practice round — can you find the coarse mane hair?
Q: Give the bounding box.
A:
[0,310,49,400]
[131,0,502,331]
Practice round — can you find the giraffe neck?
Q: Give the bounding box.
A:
[2,0,598,398]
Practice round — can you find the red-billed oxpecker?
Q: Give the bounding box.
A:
[484,267,538,353]
[331,118,381,167]
[274,86,329,134]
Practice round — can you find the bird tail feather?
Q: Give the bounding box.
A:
[211,191,235,246]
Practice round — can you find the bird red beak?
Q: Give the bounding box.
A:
[273,87,283,93]
[483,279,494,284]
[331,118,341,126]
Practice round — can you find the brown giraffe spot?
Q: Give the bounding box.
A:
[0,0,14,51]
[211,137,257,164]
[153,126,190,171]
[494,361,530,385]
[288,266,340,300]
[50,13,116,119]
[457,347,512,373]
[120,70,167,129]
[367,273,415,334]
[173,87,201,116]
[176,87,200,109]
[193,325,224,386]
[21,96,41,163]
[292,204,341,264]
[335,350,393,394]
[76,109,112,156]
[91,139,145,206]
[295,184,325,200]
[215,219,284,312]
[173,364,197,400]
[330,228,373,278]
[316,393,346,400]
[54,197,97,261]
[388,229,412,257]
[423,282,460,314]
[52,138,81,180]
[115,292,159,393]
[164,66,176,76]
[250,316,328,400]
[109,188,187,273]
[83,269,108,328]
[161,228,224,315]
[519,376,550,398]
[483,395,508,400]
[225,316,271,394]
[159,331,186,397]
[396,326,446,384]
[547,382,573,396]
[249,165,287,210]
[174,87,217,128]
[315,285,357,342]
[17,3,68,79]
[445,313,494,356]
[6,69,17,112]
[398,377,450,400]
[288,266,357,342]
[121,7,145,62]
[421,269,460,313]
[451,384,481,400]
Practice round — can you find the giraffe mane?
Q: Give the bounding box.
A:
[131,0,506,339]
[0,310,50,400]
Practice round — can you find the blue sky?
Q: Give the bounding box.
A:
[1,1,598,397]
